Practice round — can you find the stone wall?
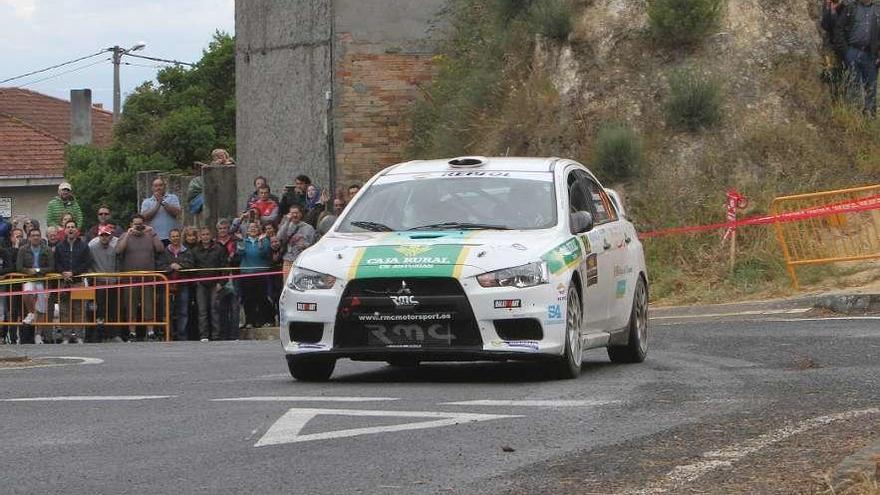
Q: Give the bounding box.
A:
[235,0,446,202]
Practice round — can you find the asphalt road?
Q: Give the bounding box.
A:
[1,315,878,495]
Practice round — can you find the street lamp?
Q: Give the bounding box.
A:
[108,42,147,122]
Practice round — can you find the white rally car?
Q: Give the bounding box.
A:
[280,157,648,381]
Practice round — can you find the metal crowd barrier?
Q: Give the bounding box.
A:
[771,184,880,289]
[1,272,171,342]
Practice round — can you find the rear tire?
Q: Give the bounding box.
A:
[555,284,583,379]
[287,357,336,381]
[608,277,648,364]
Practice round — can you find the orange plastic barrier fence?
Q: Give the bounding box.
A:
[771,184,880,289]
[0,272,171,342]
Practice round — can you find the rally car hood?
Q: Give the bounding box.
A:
[298,230,568,280]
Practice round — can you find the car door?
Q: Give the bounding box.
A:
[583,177,632,330]
[566,168,607,332]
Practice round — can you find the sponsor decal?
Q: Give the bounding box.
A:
[390,295,420,307]
[556,283,567,301]
[357,313,452,322]
[585,253,598,286]
[295,343,328,350]
[613,265,634,277]
[542,238,583,275]
[366,323,454,345]
[547,304,563,323]
[491,339,540,351]
[494,299,522,309]
[296,302,317,312]
[441,171,510,177]
[352,244,469,279]
[616,279,627,299]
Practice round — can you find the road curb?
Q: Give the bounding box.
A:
[240,326,279,341]
[812,294,880,316]
[0,347,28,363]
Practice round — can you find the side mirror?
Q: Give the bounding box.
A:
[570,211,594,234]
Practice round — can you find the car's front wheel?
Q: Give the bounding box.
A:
[287,357,336,381]
[555,284,583,379]
[608,276,648,363]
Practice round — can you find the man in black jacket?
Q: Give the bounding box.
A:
[834,0,880,115]
[55,220,92,343]
[189,227,227,342]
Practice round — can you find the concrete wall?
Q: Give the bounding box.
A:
[235,0,446,204]
[235,0,333,209]
[1,185,56,230]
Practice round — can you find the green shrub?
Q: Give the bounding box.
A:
[494,0,534,23]
[593,123,643,182]
[664,67,723,131]
[528,0,573,42]
[647,0,724,46]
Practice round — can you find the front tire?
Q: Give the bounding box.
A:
[287,357,336,381]
[608,276,648,363]
[555,284,583,379]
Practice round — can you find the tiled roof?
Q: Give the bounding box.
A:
[0,114,66,179]
[0,87,113,147]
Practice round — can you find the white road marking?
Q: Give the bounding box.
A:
[255,408,520,447]
[623,408,880,495]
[651,308,811,320]
[768,316,880,322]
[1,395,174,402]
[213,396,399,402]
[0,356,104,370]
[441,400,619,407]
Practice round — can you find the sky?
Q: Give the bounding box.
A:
[0,0,235,110]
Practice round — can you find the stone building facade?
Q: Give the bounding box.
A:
[235,0,446,206]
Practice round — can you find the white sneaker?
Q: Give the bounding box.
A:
[34,333,43,345]
[22,313,36,325]
[75,338,84,344]
[61,338,69,345]
[200,338,209,343]
[146,330,156,341]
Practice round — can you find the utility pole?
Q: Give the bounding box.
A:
[109,42,146,122]
[111,46,122,123]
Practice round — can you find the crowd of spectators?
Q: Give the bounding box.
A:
[0,150,359,345]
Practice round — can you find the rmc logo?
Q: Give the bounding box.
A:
[390,295,420,307]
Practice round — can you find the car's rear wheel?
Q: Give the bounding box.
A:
[287,357,336,381]
[608,276,648,363]
[555,284,583,379]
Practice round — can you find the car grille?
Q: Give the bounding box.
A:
[334,277,482,348]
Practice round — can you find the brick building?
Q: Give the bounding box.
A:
[0,88,112,228]
[235,0,445,206]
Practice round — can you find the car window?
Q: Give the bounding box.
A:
[583,179,618,225]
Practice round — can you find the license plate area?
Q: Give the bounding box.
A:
[361,314,455,347]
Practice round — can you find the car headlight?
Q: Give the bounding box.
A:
[477,262,549,288]
[288,267,337,291]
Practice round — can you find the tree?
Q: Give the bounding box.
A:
[66,31,235,230]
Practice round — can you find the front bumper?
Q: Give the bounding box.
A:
[280,277,567,361]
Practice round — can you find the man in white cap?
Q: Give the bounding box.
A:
[46,181,84,230]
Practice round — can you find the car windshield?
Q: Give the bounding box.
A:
[337,174,557,232]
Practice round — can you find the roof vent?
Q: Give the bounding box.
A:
[448,156,488,168]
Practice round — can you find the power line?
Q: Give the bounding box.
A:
[19,58,111,87]
[0,50,108,85]
[121,61,175,69]
[126,52,195,67]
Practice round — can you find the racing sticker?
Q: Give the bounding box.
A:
[350,244,469,279]
[547,304,564,323]
[616,279,627,299]
[585,253,598,286]
[542,238,583,275]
